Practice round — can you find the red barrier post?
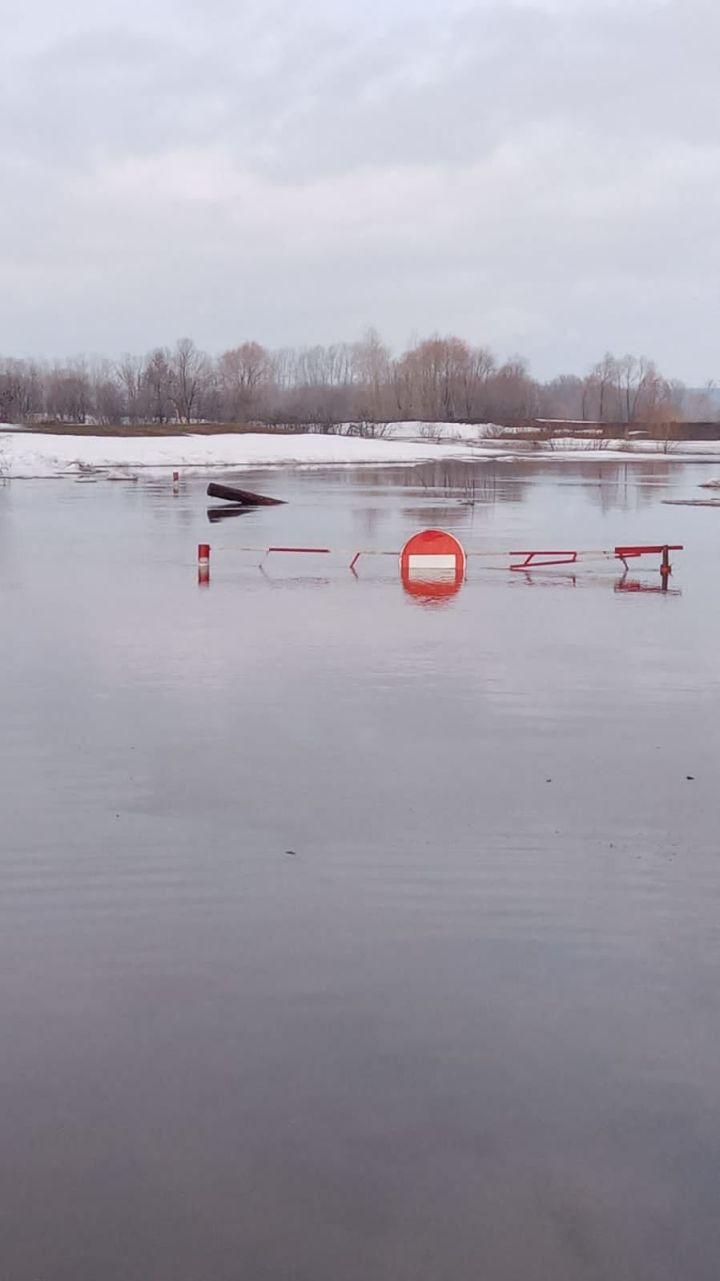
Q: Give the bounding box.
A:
[198,543,210,586]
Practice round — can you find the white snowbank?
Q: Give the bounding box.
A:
[0,428,481,478]
[526,437,720,462]
[380,421,503,442]
[2,423,720,478]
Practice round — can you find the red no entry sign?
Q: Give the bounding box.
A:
[400,528,466,602]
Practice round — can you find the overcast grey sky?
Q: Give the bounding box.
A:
[2,0,718,379]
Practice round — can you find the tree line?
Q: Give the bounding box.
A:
[0,331,715,428]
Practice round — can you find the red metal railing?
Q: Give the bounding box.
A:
[200,541,684,579]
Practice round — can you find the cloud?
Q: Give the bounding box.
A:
[2,0,719,378]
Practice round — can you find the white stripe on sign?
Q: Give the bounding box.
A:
[408,554,458,570]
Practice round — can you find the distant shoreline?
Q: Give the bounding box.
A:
[4,418,720,442]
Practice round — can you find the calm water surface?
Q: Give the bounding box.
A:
[1,460,720,1280]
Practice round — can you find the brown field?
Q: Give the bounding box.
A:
[10,422,304,438]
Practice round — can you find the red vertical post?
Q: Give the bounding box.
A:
[660,544,671,589]
[198,543,210,586]
[173,470,180,492]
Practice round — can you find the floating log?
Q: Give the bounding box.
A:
[206,505,254,523]
[207,482,285,506]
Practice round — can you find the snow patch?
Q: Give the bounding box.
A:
[0,428,482,478]
[2,423,720,479]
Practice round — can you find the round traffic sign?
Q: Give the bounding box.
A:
[399,528,466,603]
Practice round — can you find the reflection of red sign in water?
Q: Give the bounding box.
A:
[400,529,466,603]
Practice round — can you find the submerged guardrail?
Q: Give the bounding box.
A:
[196,531,684,599]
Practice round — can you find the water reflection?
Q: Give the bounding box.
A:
[513,571,579,589]
[400,505,469,527]
[348,458,682,514]
[206,505,254,523]
[353,505,389,540]
[615,576,682,596]
[350,460,528,505]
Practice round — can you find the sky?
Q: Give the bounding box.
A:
[2,0,719,380]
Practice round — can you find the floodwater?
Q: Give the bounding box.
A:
[1,459,720,1281]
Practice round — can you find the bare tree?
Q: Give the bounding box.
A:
[142,348,174,423]
[351,327,391,421]
[393,335,476,421]
[391,355,414,418]
[117,354,148,423]
[218,342,271,420]
[615,355,662,423]
[169,338,210,424]
[487,357,539,420]
[91,360,124,424]
[46,360,91,423]
[0,358,42,422]
[590,353,619,422]
[461,346,496,419]
[542,374,585,421]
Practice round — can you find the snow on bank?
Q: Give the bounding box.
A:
[2,424,720,479]
[380,421,503,442]
[530,437,720,462]
[381,423,720,457]
[0,428,480,478]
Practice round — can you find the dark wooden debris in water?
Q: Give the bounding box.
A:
[207,481,285,506]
